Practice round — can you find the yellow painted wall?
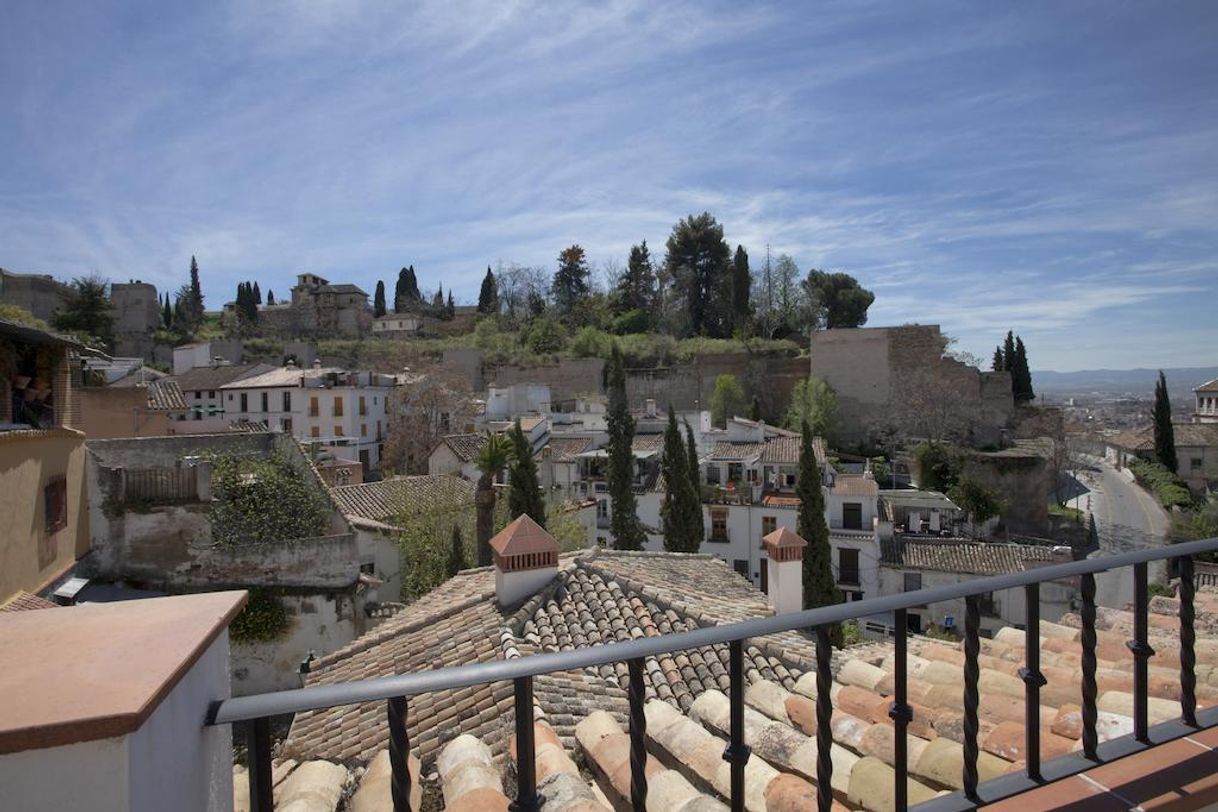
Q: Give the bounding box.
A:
[77,387,170,439]
[0,428,88,600]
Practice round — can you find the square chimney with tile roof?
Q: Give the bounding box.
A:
[762,526,806,614]
[490,514,560,607]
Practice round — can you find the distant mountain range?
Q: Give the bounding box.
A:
[1032,367,1218,399]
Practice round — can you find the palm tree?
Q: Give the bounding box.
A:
[475,432,514,566]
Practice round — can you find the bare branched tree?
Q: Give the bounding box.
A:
[886,368,971,445]
[382,371,477,474]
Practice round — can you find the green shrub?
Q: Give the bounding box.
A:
[208,451,332,545]
[568,326,615,359]
[1127,458,1195,509]
[520,317,567,355]
[913,443,960,492]
[609,309,650,335]
[229,589,291,644]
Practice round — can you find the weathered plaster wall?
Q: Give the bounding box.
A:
[231,592,360,695]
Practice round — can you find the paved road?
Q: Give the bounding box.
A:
[1071,459,1171,609]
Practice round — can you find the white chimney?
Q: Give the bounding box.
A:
[644,398,657,418]
[762,527,808,615]
[490,515,560,607]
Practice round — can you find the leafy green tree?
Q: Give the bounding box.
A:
[802,270,874,329]
[52,275,115,349]
[664,212,732,337]
[478,266,499,314]
[661,406,701,552]
[783,377,838,437]
[552,245,591,319]
[797,420,841,645]
[948,477,1004,536]
[684,422,705,541]
[446,525,468,577]
[474,432,513,567]
[606,345,645,550]
[374,281,387,317]
[913,442,959,492]
[710,374,745,428]
[1154,370,1178,472]
[731,245,751,333]
[507,420,546,527]
[614,240,658,321]
[521,316,567,354]
[207,451,331,545]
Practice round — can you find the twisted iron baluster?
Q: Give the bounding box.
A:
[816,626,834,812]
[963,596,980,802]
[388,697,411,812]
[1080,572,1099,760]
[628,657,648,811]
[1179,556,1198,727]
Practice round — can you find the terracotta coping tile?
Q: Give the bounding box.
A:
[0,591,247,755]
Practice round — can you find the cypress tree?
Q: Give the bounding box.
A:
[161,294,172,328]
[394,268,409,312]
[1153,371,1178,472]
[446,290,455,319]
[797,420,842,646]
[991,346,1004,371]
[433,284,444,309]
[1013,336,1034,402]
[731,245,751,333]
[478,267,499,314]
[684,422,705,541]
[446,525,468,577]
[253,281,262,305]
[661,406,699,552]
[507,420,546,527]
[187,255,204,327]
[1002,330,1016,384]
[267,289,275,305]
[606,345,645,550]
[750,395,762,421]
[405,265,421,301]
[374,281,387,317]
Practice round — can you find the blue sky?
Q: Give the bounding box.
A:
[2,1,1216,371]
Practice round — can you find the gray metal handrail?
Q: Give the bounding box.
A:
[211,535,1218,812]
[208,536,1218,724]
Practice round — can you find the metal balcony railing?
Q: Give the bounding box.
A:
[207,536,1218,812]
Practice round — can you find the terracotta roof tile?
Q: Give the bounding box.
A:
[441,433,489,462]
[145,379,186,411]
[330,475,474,526]
[832,474,879,498]
[881,538,1056,576]
[0,591,57,613]
[489,515,559,558]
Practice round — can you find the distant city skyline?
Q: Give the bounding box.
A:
[2,1,1215,371]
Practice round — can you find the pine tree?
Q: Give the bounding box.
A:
[507,420,546,527]
[477,267,499,314]
[731,245,751,333]
[661,406,700,552]
[606,345,645,549]
[1013,336,1034,402]
[797,420,842,646]
[614,240,658,318]
[253,281,262,305]
[1153,371,1178,472]
[664,213,733,337]
[446,525,468,577]
[684,422,704,541]
[374,281,387,317]
[266,289,275,305]
[552,245,590,318]
[992,346,1005,371]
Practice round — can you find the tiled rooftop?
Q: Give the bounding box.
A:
[145,378,187,411]
[831,473,879,498]
[257,550,1218,811]
[329,474,474,527]
[881,537,1058,576]
[169,363,275,392]
[0,591,57,613]
[439,432,489,462]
